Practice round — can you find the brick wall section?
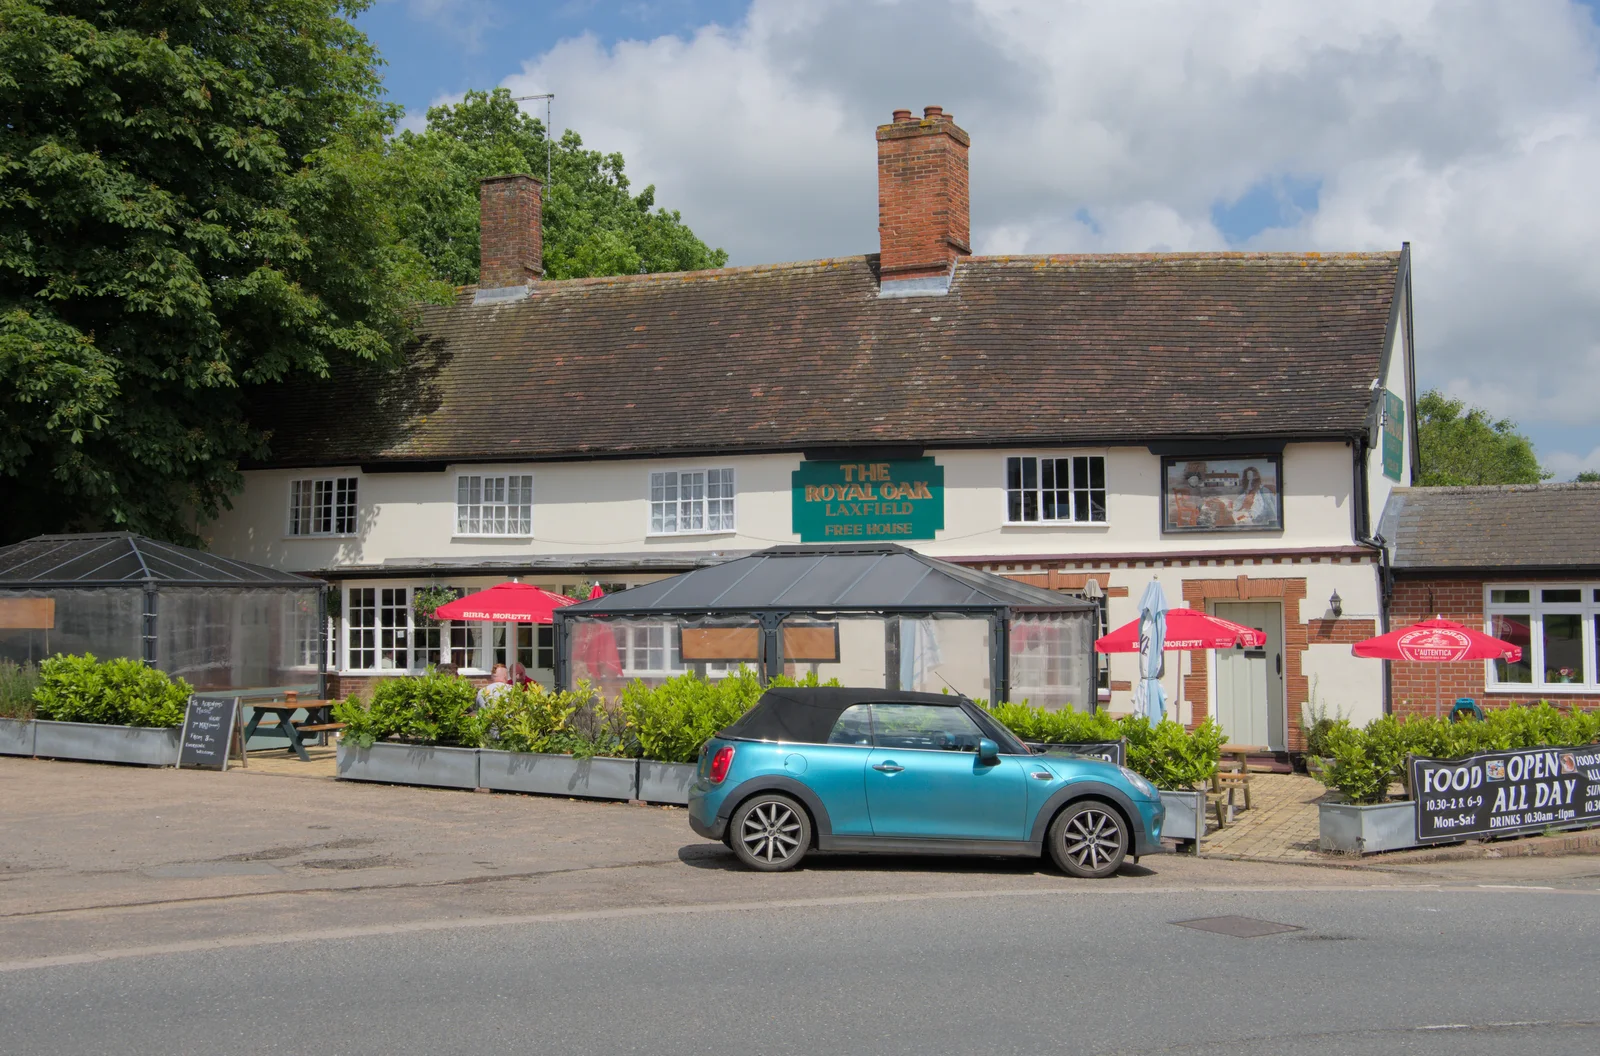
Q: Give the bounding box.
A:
[327,673,492,702]
[479,174,543,288]
[1004,571,1128,597]
[876,107,971,281]
[1389,577,1600,716]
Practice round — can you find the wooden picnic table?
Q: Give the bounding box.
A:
[243,699,342,762]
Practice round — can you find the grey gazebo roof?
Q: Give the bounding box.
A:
[0,533,322,588]
[561,544,1092,615]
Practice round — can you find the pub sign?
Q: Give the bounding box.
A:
[792,459,944,542]
[1382,390,1405,482]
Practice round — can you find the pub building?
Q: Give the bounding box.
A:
[205,106,1418,758]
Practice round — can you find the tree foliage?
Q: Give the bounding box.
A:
[382,89,728,284]
[1415,390,1549,487]
[1577,470,1600,483]
[0,0,446,544]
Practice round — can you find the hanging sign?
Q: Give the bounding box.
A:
[1411,745,1600,844]
[1382,391,1405,482]
[792,458,944,542]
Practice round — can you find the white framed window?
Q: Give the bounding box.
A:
[1005,456,1106,524]
[649,468,736,535]
[288,477,358,536]
[347,587,377,670]
[456,474,533,536]
[1483,584,1599,693]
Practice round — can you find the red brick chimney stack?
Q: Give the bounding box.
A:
[478,174,543,291]
[876,106,971,284]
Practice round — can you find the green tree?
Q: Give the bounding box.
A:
[1577,470,1600,483]
[383,88,728,284]
[1415,390,1550,486]
[0,0,445,545]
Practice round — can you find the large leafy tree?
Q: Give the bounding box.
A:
[1416,390,1549,486]
[0,1,444,544]
[384,89,727,283]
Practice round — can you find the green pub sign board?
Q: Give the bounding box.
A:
[1382,390,1405,482]
[792,459,945,542]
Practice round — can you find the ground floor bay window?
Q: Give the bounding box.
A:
[1485,585,1600,693]
[340,584,556,684]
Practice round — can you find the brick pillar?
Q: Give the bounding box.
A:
[479,174,543,289]
[876,107,971,282]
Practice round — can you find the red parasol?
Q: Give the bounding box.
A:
[587,584,605,600]
[433,582,576,624]
[1351,616,1522,716]
[1096,607,1267,653]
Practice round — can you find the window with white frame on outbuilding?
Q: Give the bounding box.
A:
[649,469,735,534]
[1484,584,1599,691]
[289,477,358,536]
[1005,456,1106,524]
[456,474,532,536]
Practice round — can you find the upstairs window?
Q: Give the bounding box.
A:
[650,469,735,534]
[289,477,358,536]
[456,474,532,536]
[1006,456,1106,524]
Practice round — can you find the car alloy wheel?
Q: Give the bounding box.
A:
[1048,800,1128,879]
[730,794,811,872]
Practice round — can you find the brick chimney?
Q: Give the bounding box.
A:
[476,174,542,302]
[877,106,970,289]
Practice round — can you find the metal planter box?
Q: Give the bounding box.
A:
[336,742,480,789]
[1160,789,1206,843]
[478,750,638,801]
[1319,799,1420,855]
[638,761,697,805]
[32,720,180,767]
[0,718,35,756]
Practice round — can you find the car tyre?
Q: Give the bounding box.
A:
[1047,800,1128,879]
[730,794,811,872]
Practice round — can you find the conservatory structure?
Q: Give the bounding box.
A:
[553,543,1098,710]
[0,533,326,698]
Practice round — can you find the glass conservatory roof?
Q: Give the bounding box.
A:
[561,544,1092,615]
[0,533,321,588]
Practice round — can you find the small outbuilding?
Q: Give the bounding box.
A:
[554,543,1097,709]
[0,533,326,698]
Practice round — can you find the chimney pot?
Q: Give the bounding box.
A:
[876,106,970,285]
[892,108,913,124]
[478,174,543,292]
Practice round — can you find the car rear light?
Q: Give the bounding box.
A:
[708,745,735,784]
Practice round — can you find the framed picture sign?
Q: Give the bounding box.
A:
[1162,456,1283,533]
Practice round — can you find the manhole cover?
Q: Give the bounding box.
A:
[1172,915,1302,938]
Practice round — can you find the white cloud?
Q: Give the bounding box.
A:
[495,0,1600,462]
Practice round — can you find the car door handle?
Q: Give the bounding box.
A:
[872,762,904,773]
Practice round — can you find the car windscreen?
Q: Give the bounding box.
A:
[964,704,1032,756]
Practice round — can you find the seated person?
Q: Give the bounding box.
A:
[474,664,513,711]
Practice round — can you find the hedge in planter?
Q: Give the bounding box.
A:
[32,654,189,727]
[1316,703,1600,805]
[334,669,482,747]
[1,659,39,720]
[984,700,1223,789]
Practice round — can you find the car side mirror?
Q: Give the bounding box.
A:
[977,738,1000,766]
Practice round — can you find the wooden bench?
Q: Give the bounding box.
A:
[1211,744,1266,824]
[295,721,346,745]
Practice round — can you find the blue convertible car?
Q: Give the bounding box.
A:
[688,687,1164,878]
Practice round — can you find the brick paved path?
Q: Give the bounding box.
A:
[1200,772,1329,861]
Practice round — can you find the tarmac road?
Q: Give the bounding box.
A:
[2,882,1598,1055]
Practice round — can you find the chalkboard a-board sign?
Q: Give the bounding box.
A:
[178,696,241,770]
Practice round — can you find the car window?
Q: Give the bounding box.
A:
[871,704,985,752]
[826,704,874,746]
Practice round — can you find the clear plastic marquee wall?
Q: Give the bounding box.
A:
[554,545,1097,710]
[0,534,326,699]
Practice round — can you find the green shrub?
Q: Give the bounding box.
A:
[620,667,767,764]
[479,682,628,758]
[987,702,1120,744]
[333,669,481,747]
[1314,702,1600,803]
[32,653,189,727]
[0,660,40,719]
[1118,715,1225,789]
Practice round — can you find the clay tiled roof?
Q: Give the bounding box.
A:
[1381,485,1600,571]
[249,251,1402,468]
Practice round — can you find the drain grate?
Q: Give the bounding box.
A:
[1172,915,1302,938]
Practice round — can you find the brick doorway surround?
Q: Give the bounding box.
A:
[1182,576,1309,753]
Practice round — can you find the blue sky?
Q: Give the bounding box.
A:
[357,1,1600,478]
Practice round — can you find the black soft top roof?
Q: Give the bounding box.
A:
[721,686,964,744]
